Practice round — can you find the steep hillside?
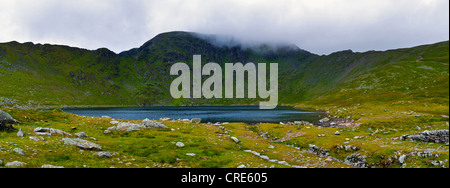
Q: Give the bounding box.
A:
[0,32,448,111]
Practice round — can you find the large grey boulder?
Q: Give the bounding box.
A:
[0,110,18,131]
[0,110,18,124]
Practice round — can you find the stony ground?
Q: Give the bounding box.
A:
[0,108,448,168]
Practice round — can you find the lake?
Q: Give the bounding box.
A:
[63,106,324,123]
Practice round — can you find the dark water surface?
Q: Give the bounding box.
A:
[63,106,324,123]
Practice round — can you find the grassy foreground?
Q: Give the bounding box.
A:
[0,107,447,168]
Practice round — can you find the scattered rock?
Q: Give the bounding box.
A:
[5,161,27,168]
[34,127,72,136]
[41,164,64,168]
[191,118,202,124]
[62,138,102,151]
[13,148,26,155]
[17,129,24,137]
[399,130,449,144]
[345,153,368,168]
[29,136,45,142]
[108,119,168,132]
[186,153,196,157]
[104,130,111,134]
[75,132,88,138]
[399,155,407,164]
[141,118,168,129]
[237,165,247,168]
[308,144,329,158]
[75,132,89,138]
[268,145,275,149]
[319,117,330,123]
[231,137,240,143]
[94,152,113,158]
[335,131,341,135]
[176,142,185,148]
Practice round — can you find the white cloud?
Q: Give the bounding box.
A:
[0,0,448,54]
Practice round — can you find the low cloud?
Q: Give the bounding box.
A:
[0,0,448,55]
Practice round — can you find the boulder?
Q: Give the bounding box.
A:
[176,142,185,148]
[191,118,202,124]
[94,152,113,158]
[141,118,168,129]
[0,110,18,124]
[34,127,72,136]
[5,161,27,168]
[17,129,24,137]
[13,148,26,155]
[41,164,64,168]
[62,138,102,151]
[231,137,240,143]
[0,110,18,131]
[75,132,88,138]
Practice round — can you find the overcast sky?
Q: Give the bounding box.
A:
[0,0,448,55]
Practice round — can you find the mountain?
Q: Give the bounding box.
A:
[0,31,448,114]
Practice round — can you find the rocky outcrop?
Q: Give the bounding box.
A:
[345,153,368,168]
[308,144,330,158]
[398,130,449,144]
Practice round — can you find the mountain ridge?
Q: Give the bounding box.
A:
[0,32,448,110]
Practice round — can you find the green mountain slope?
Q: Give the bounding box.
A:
[0,32,448,112]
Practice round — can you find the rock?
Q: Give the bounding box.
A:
[319,117,330,123]
[237,165,246,168]
[110,121,119,125]
[160,118,171,121]
[399,155,407,164]
[424,149,436,154]
[5,161,27,168]
[268,145,275,149]
[345,153,368,168]
[41,164,64,168]
[231,137,240,143]
[0,110,18,131]
[62,138,102,151]
[29,136,44,141]
[34,127,72,136]
[176,142,185,148]
[0,110,18,124]
[399,130,449,144]
[75,132,88,138]
[13,148,26,155]
[186,153,196,157]
[0,160,2,166]
[191,118,202,124]
[94,152,113,158]
[104,130,111,134]
[141,118,168,129]
[17,129,24,137]
[335,131,341,135]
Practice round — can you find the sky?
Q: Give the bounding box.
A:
[0,0,448,55]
